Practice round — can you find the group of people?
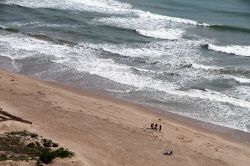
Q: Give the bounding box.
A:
[150,123,162,131]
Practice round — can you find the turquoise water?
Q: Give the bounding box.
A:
[0,0,250,132]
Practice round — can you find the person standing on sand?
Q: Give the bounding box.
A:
[154,124,158,130]
[151,123,154,129]
[159,125,162,131]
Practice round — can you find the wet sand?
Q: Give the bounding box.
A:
[0,69,250,166]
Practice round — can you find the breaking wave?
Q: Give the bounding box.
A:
[135,29,184,40]
[204,44,250,57]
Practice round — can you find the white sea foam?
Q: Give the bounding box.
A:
[131,67,156,73]
[192,63,223,70]
[5,21,80,28]
[4,0,133,15]
[136,11,200,25]
[192,64,250,84]
[105,88,132,93]
[231,86,250,101]
[167,89,250,109]
[95,16,188,40]
[227,75,250,84]
[0,25,9,31]
[83,42,166,58]
[233,77,250,84]
[0,33,73,59]
[207,44,250,57]
[5,22,39,27]
[0,25,6,29]
[136,29,184,40]
[83,39,203,64]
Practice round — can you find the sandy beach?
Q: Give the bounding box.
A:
[0,69,250,166]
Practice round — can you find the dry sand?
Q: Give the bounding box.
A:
[0,69,250,166]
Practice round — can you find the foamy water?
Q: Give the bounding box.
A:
[207,44,250,57]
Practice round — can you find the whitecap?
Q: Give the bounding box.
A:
[6,21,80,28]
[227,75,250,84]
[136,11,199,25]
[82,42,165,58]
[192,63,223,70]
[207,44,250,57]
[136,29,184,40]
[0,25,6,29]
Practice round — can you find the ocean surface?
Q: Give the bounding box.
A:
[0,0,250,132]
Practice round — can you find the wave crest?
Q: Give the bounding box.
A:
[209,24,250,33]
[135,29,184,40]
[204,44,250,57]
[3,0,133,14]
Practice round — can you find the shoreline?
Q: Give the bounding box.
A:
[45,73,250,145]
[0,69,250,166]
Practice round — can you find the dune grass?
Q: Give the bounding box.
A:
[0,130,74,165]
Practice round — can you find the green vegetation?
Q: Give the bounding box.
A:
[42,139,59,148]
[0,130,74,165]
[39,148,74,164]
